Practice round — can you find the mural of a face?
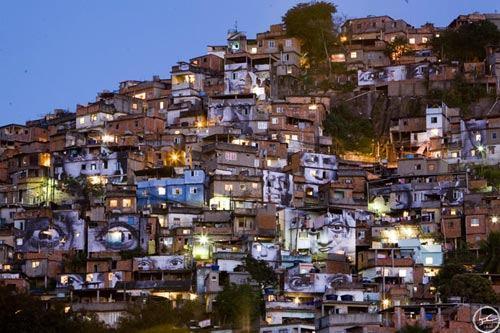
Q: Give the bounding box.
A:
[284,272,352,293]
[58,274,85,290]
[301,153,338,185]
[208,101,255,135]
[135,256,185,271]
[17,211,84,252]
[309,212,355,258]
[263,171,293,206]
[88,216,142,253]
[251,243,279,262]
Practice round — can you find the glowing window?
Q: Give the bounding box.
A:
[32,261,40,269]
[79,117,85,125]
[471,218,480,227]
[109,199,118,208]
[425,257,433,265]
[158,187,166,196]
[122,199,132,208]
[350,52,357,59]
[409,38,416,44]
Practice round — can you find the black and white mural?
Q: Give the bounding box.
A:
[16,210,84,252]
[284,272,352,293]
[134,255,185,271]
[208,98,256,135]
[300,153,338,185]
[284,209,356,259]
[88,215,145,253]
[58,272,123,289]
[263,171,293,206]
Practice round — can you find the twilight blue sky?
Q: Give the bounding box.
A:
[1,0,499,124]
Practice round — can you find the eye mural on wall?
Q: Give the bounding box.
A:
[309,212,356,258]
[134,255,185,271]
[208,101,255,135]
[251,242,279,264]
[284,272,353,293]
[16,210,84,252]
[87,215,145,253]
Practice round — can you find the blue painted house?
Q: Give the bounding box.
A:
[137,169,205,208]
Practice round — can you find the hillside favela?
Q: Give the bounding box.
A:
[1,2,500,333]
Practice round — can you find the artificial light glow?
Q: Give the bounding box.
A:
[102,134,115,143]
[382,299,390,307]
[492,216,498,223]
[340,36,347,42]
[198,234,209,245]
[477,145,484,152]
[294,297,300,304]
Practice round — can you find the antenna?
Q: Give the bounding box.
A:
[234,20,238,32]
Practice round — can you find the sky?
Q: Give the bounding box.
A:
[1,0,499,124]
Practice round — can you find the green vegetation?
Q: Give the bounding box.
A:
[428,73,489,115]
[61,175,105,210]
[480,231,500,274]
[214,284,262,330]
[474,165,500,190]
[431,20,500,62]
[0,287,107,333]
[385,36,413,63]
[323,103,375,154]
[243,255,278,290]
[283,1,338,69]
[117,298,204,333]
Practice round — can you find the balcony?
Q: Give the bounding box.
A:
[194,226,232,235]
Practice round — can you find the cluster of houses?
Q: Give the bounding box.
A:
[0,12,500,333]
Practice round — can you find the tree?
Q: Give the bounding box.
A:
[243,255,278,290]
[446,274,497,303]
[283,1,339,71]
[117,297,203,332]
[323,103,375,154]
[480,231,500,274]
[397,324,431,333]
[214,284,261,330]
[385,36,412,63]
[61,175,105,211]
[431,20,500,62]
[433,262,467,297]
[0,287,107,333]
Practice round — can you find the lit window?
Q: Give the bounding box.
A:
[224,184,233,192]
[475,134,481,142]
[409,38,416,44]
[399,269,407,277]
[109,199,118,208]
[79,117,85,125]
[32,261,40,269]
[122,199,132,208]
[172,188,182,195]
[90,114,97,122]
[16,238,23,246]
[422,37,428,43]
[258,122,268,130]
[132,103,138,110]
[271,118,278,125]
[350,51,357,59]
[291,134,298,141]
[252,183,258,189]
[425,257,433,265]
[158,187,166,196]
[471,218,480,227]
[160,101,165,109]
[250,47,257,54]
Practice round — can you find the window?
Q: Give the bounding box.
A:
[232,72,237,80]
[189,187,197,194]
[471,218,480,227]
[271,118,278,125]
[16,238,23,246]
[282,53,289,62]
[409,38,416,44]
[103,161,108,169]
[488,146,495,154]
[81,164,86,170]
[268,40,276,48]
[90,114,97,122]
[399,269,407,277]
[428,164,435,171]
[132,103,138,110]
[158,187,166,195]
[160,101,164,109]
[258,121,268,130]
[109,199,118,208]
[414,164,422,170]
[276,106,283,113]
[285,39,292,47]
[90,164,96,170]
[492,132,497,139]
[79,117,85,125]
[425,257,433,265]
[240,184,246,191]
[134,120,139,127]
[422,37,428,43]
[350,51,357,59]
[122,199,132,208]
[225,152,237,161]
[291,134,298,141]
[250,47,257,54]
[475,133,481,141]
[430,117,438,124]
[224,184,233,192]
[31,261,40,269]
[252,183,258,189]
[172,188,182,195]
